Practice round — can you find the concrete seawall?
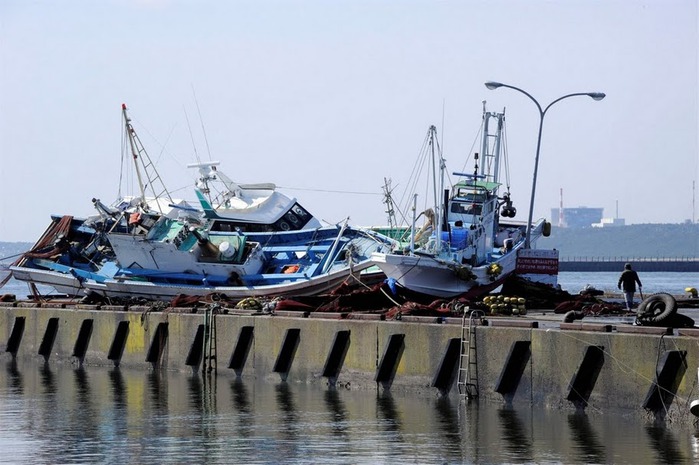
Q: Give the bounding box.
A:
[1,302,698,424]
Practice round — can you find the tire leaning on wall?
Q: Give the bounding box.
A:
[635,293,678,326]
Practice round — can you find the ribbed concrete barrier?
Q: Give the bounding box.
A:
[1,303,698,424]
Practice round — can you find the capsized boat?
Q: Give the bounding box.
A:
[82,218,395,301]
[371,104,558,299]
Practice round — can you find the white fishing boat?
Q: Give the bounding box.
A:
[82,219,394,301]
[371,104,558,299]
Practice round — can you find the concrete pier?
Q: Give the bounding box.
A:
[2,301,698,424]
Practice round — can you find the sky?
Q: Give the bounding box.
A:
[0,0,697,243]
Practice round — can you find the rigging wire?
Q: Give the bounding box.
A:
[458,117,485,179]
[278,186,382,196]
[183,106,201,165]
[397,129,433,223]
[192,84,213,162]
[501,117,512,193]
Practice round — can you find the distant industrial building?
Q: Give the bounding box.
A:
[551,207,604,229]
[592,217,626,228]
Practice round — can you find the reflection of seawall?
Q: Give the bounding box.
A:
[560,258,699,272]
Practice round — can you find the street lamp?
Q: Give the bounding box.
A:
[484,81,605,248]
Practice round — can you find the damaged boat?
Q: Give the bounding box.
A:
[8,104,395,301]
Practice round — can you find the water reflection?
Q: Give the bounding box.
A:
[0,362,697,464]
[73,366,89,398]
[108,368,126,408]
[434,396,463,463]
[276,382,299,440]
[497,407,533,462]
[230,379,252,438]
[5,359,23,395]
[434,396,461,444]
[376,391,403,442]
[188,373,204,410]
[324,388,349,438]
[230,378,250,414]
[567,413,606,464]
[147,370,167,412]
[39,363,56,396]
[275,382,300,460]
[645,424,686,464]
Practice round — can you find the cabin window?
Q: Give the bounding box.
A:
[451,202,482,216]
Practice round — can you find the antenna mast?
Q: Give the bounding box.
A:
[121,104,174,213]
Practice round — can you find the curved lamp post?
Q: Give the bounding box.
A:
[484,81,605,248]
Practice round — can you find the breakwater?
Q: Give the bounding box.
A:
[2,301,699,424]
[560,258,699,272]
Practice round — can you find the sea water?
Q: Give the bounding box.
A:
[556,271,699,297]
[0,361,698,465]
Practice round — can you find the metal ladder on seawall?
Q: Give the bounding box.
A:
[457,307,484,399]
[203,304,218,374]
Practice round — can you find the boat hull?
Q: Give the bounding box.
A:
[9,266,87,296]
[371,248,519,298]
[84,261,379,301]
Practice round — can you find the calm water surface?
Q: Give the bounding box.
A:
[1,361,698,465]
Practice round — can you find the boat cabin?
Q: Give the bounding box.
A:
[447,180,499,226]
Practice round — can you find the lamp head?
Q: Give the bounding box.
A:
[588,92,606,101]
[484,81,503,90]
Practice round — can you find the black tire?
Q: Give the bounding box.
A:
[666,312,695,328]
[636,293,678,326]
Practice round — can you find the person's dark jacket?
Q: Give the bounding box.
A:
[618,270,642,292]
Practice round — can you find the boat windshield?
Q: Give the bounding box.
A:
[453,188,488,202]
[451,201,482,216]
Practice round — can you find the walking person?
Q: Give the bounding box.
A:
[618,263,642,311]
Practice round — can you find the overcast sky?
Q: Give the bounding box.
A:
[1,0,697,243]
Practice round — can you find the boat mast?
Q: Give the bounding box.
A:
[122,104,147,207]
[479,104,505,184]
[121,104,174,213]
[428,125,445,254]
